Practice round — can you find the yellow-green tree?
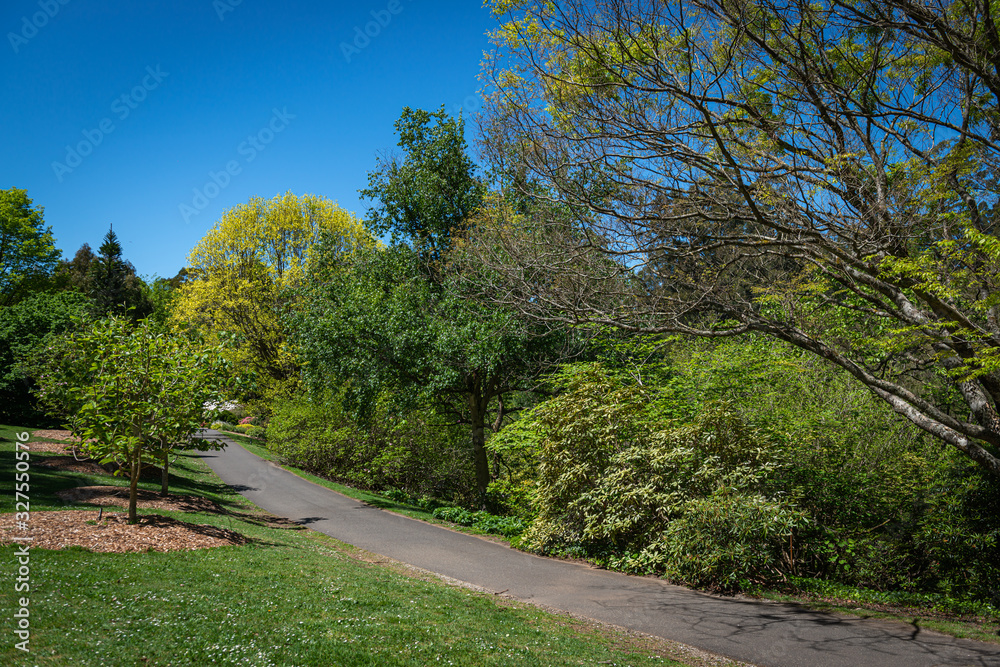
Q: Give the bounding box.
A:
[173,192,374,401]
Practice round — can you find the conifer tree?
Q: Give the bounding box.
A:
[88,226,151,320]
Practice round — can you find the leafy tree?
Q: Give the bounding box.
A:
[173,192,374,403]
[0,188,60,305]
[475,0,1000,476]
[360,107,485,267]
[291,240,570,499]
[36,317,232,523]
[53,243,96,294]
[88,226,152,320]
[332,108,562,500]
[0,290,88,422]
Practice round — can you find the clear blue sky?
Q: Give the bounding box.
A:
[1,0,495,278]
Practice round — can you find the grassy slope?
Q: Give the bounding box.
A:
[0,425,694,667]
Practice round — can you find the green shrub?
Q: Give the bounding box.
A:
[654,491,807,592]
[667,335,1000,603]
[242,425,266,440]
[266,389,474,499]
[514,363,802,591]
[383,488,411,504]
[432,507,526,538]
[433,506,474,525]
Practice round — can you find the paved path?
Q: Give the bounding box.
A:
[197,431,1000,667]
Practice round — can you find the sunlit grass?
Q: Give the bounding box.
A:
[1,425,687,666]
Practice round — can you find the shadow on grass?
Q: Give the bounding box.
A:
[1,448,120,512]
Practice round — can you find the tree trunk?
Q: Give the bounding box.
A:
[468,395,491,505]
[491,395,505,479]
[161,450,169,496]
[128,447,141,525]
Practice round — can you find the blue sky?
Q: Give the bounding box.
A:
[1,0,495,278]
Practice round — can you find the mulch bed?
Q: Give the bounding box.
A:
[0,510,246,553]
[30,429,75,442]
[34,456,109,475]
[55,486,223,513]
[27,440,77,455]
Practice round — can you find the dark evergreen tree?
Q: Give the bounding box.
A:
[88,226,152,320]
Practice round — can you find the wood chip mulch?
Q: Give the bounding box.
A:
[0,511,247,553]
[35,456,109,475]
[56,486,223,513]
[30,429,75,442]
[26,440,77,455]
[27,430,98,456]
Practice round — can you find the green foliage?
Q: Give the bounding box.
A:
[360,106,485,262]
[431,506,527,538]
[490,331,1000,603]
[0,290,88,422]
[143,274,183,326]
[786,576,999,619]
[482,0,1000,480]
[52,243,96,294]
[291,240,568,496]
[650,492,806,592]
[265,389,475,501]
[668,335,1000,602]
[239,424,266,439]
[34,316,233,522]
[173,192,373,404]
[0,187,60,305]
[511,362,804,591]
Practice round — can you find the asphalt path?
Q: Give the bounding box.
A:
[197,431,1000,667]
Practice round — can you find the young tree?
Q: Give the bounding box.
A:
[36,317,233,523]
[475,0,1000,476]
[0,188,60,306]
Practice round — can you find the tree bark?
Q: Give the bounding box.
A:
[161,449,169,496]
[468,393,491,504]
[128,446,141,525]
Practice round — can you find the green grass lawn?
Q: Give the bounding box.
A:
[0,425,698,666]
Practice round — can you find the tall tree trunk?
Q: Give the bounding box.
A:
[468,394,491,505]
[491,395,505,479]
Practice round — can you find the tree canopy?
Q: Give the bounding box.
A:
[291,241,570,496]
[0,187,59,306]
[173,192,374,400]
[35,316,232,523]
[473,0,1000,477]
[360,106,485,266]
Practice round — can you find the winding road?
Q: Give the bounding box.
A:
[197,431,1000,667]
